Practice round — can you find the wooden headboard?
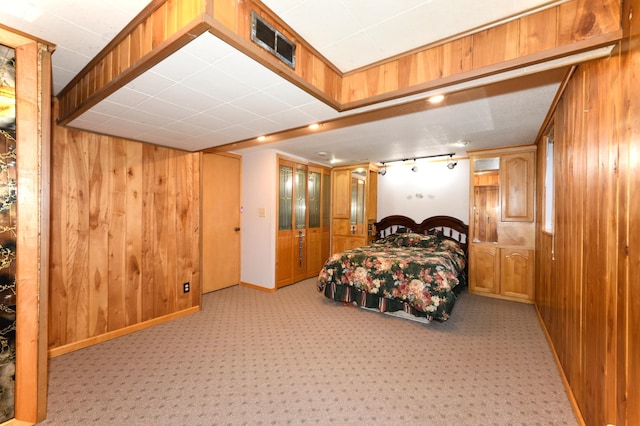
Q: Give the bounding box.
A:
[374,215,469,253]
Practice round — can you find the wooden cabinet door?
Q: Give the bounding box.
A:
[332,236,366,254]
[469,245,499,294]
[331,169,351,218]
[501,151,535,222]
[500,248,534,300]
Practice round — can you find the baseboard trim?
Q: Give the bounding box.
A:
[534,305,586,426]
[48,306,200,358]
[240,281,277,293]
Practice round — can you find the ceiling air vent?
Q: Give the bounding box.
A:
[251,11,296,69]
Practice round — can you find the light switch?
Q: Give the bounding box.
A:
[258,207,266,217]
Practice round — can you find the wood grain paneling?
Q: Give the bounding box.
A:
[340,0,621,108]
[49,122,200,352]
[57,0,209,124]
[519,8,558,56]
[534,0,638,421]
[617,1,640,424]
[472,21,520,69]
[12,35,53,424]
[58,0,623,128]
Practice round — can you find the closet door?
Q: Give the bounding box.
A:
[291,164,308,283]
[276,161,295,287]
[307,166,331,277]
[306,167,324,276]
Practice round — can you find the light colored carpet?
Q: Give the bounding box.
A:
[40,279,577,425]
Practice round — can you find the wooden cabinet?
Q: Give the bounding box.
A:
[468,146,536,303]
[469,245,534,301]
[330,163,378,254]
[469,245,499,294]
[500,248,534,299]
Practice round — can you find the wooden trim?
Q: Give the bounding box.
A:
[48,307,200,358]
[57,0,623,136]
[0,24,55,49]
[340,30,622,111]
[1,420,33,426]
[535,305,586,426]
[468,144,537,156]
[12,39,52,424]
[204,17,342,110]
[55,0,186,100]
[239,281,277,293]
[57,18,211,125]
[534,65,577,144]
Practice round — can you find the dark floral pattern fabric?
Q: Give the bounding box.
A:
[317,233,466,321]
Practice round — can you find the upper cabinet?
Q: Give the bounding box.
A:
[331,163,378,254]
[501,151,535,222]
[468,146,536,303]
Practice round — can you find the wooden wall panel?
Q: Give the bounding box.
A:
[472,21,520,69]
[49,125,201,352]
[618,1,640,424]
[558,0,621,44]
[340,0,621,108]
[11,36,53,423]
[88,133,109,337]
[58,0,623,126]
[519,8,558,56]
[534,0,639,421]
[57,0,207,124]
[125,142,143,325]
[108,138,127,332]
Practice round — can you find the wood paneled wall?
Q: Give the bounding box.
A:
[534,0,639,424]
[56,0,210,124]
[339,0,621,108]
[58,0,623,128]
[49,122,200,353]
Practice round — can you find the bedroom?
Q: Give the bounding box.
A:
[1,0,638,425]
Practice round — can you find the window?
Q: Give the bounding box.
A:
[543,127,554,233]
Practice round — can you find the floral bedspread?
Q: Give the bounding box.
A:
[317,233,466,321]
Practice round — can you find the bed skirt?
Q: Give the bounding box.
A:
[321,281,458,322]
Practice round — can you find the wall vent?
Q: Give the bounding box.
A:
[251,11,296,69]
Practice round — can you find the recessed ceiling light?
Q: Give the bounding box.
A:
[317,151,328,157]
[428,94,445,104]
[257,135,266,142]
[308,123,321,130]
[454,140,471,147]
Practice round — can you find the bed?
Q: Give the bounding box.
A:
[317,215,469,322]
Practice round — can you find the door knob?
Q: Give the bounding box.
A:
[234,227,241,232]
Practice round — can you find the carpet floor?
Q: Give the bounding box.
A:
[40,279,577,425]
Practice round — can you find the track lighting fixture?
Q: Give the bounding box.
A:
[447,154,458,170]
[377,152,455,176]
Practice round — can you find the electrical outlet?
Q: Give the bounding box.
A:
[183,282,190,293]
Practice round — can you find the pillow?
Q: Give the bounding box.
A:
[376,232,439,248]
[427,228,443,237]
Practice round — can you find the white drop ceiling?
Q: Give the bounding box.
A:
[0,0,614,165]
